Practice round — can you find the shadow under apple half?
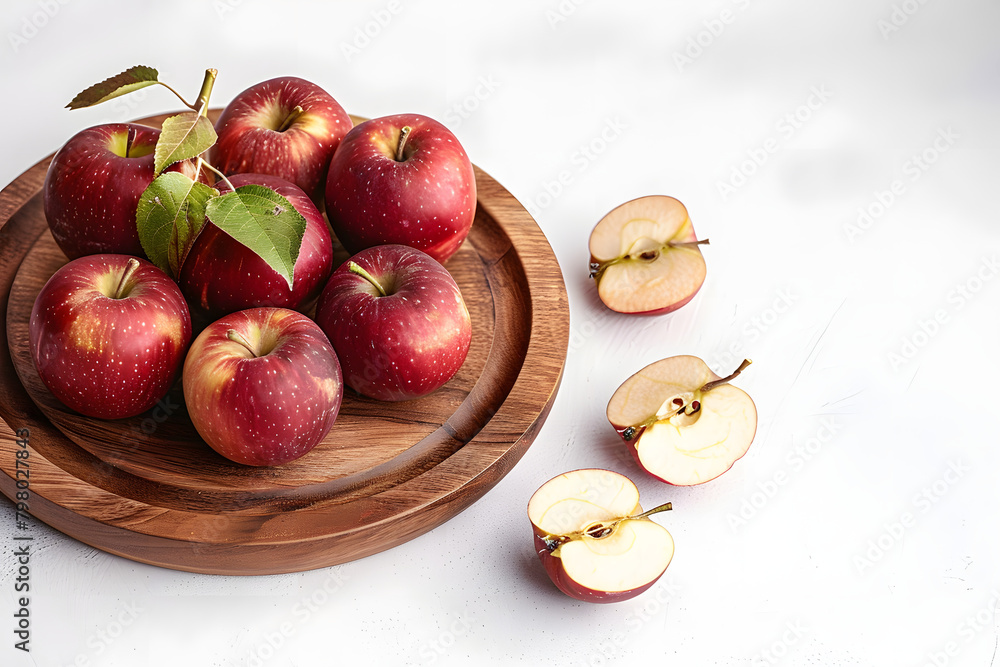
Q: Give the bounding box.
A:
[607,355,757,486]
[527,469,674,603]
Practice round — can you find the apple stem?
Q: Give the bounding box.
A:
[701,358,752,393]
[395,126,412,162]
[346,261,387,297]
[113,258,141,299]
[226,329,258,358]
[277,105,305,132]
[125,126,137,158]
[193,68,218,117]
[201,161,236,192]
[667,238,710,249]
[633,502,673,520]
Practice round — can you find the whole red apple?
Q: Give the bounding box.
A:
[43,123,200,260]
[178,173,334,320]
[314,244,471,401]
[211,76,352,202]
[324,114,477,263]
[29,254,192,419]
[183,307,343,466]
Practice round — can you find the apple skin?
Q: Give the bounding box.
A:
[43,123,201,260]
[314,244,472,402]
[182,307,343,466]
[324,114,477,263]
[177,173,334,320]
[210,76,352,202]
[29,254,192,419]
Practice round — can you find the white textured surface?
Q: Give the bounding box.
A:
[2,1,999,665]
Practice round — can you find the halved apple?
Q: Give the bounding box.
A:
[607,356,757,485]
[527,469,674,603]
[589,195,708,314]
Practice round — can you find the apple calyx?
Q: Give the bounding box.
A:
[277,105,305,133]
[589,237,710,283]
[395,126,412,162]
[346,261,388,297]
[111,258,141,299]
[541,501,674,553]
[620,359,752,442]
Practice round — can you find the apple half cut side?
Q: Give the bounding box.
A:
[527,469,674,603]
[607,355,757,486]
[588,195,708,315]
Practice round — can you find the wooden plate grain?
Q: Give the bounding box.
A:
[0,111,568,574]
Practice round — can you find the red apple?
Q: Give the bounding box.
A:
[29,254,192,419]
[177,173,334,320]
[607,356,757,485]
[324,114,477,263]
[183,307,343,466]
[43,123,201,260]
[314,244,471,402]
[589,195,708,314]
[210,76,352,202]
[528,469,675,603]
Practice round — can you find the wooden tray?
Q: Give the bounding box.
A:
[0,111,568,575]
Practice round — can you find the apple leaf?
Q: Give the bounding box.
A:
[204,185,307,289]
[136,172,218,278]
[154,112,217,176]
[66,65,160,110]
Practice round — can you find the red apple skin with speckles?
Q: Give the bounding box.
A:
[324,114,477,264]
[28,254,192,420]
[178,173,333,320]
[211,77,352,203]
[183,308,343,467]
[314,244,472,402]
[43,124,201,260]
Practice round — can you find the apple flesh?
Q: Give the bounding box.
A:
[607,355,757,485]
[324,113,477,263]
[314,244,472,402]
[177,173,334,319]
[527,469,674,603]
[210,76,352,202]
[29,254,191,419]
[44,123,200,259]
[589,195,707,314]
[182,307,343,466]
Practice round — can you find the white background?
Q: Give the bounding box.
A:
[2,1,1000,665]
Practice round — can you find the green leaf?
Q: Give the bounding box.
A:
[136,172,218,277]
[66,65,160,110]
[154,112,217,176]
[204,185,307,289]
